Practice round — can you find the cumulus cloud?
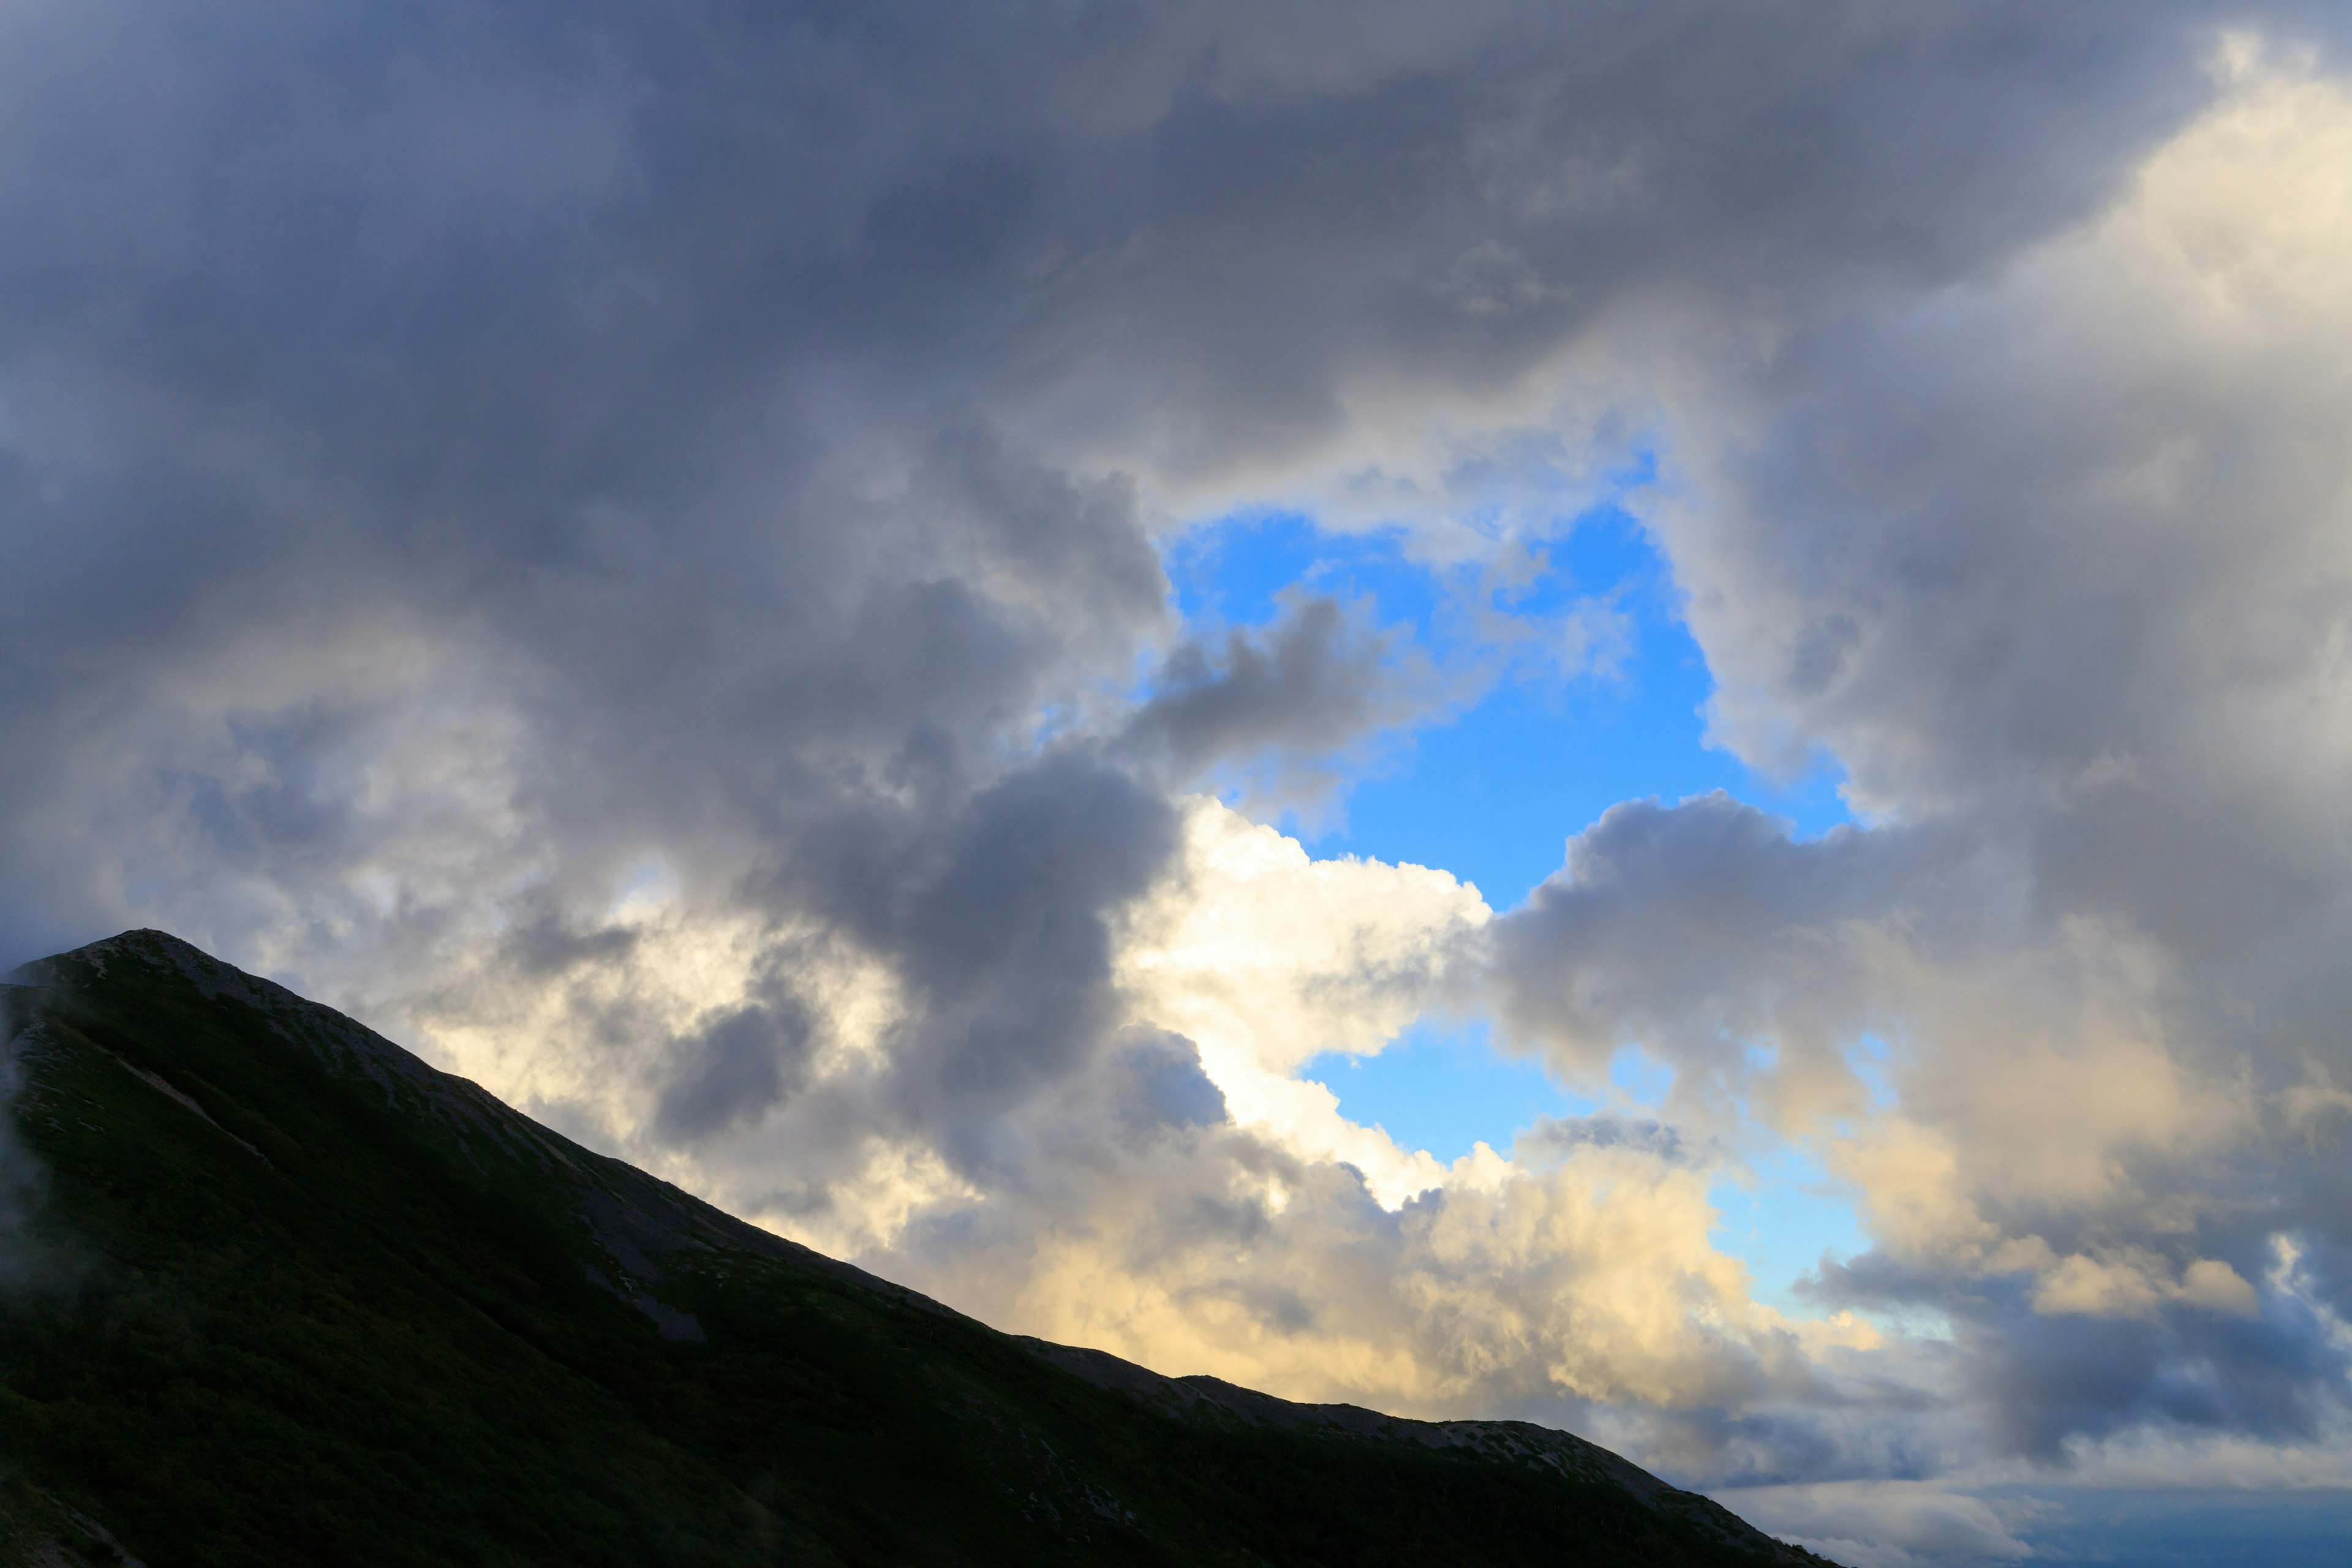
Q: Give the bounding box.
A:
[1115,797,1489,1203]
[1478,32,2352,1488]
[7,4,2352,1561]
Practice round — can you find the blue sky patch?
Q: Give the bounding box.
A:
[1303,1020,1583,1166]
[1161,505,1850,911]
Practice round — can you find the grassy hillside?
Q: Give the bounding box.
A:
[0,930,1831,1567]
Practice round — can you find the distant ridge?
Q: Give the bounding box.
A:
[0,929,1834,1567]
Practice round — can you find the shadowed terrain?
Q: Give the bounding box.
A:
[0,930,1831,1567]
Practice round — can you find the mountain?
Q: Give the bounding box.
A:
[0,930,1831,1567]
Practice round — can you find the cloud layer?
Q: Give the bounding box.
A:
[7,4,2352,1560]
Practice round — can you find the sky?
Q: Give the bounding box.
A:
[5,3,2352,1562]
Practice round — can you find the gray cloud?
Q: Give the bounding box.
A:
[1123,594,1425,793]
[1479,34,2352,1488]
[1105,1027,1231,1139]
[654,996,814,1145]
[7,6,2352,1556]
[1482,792,1986,1126]
[1514,1112,1702,1166]
[856,755,1182,1152]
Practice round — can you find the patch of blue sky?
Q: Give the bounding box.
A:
[1161,503,1849,914]
[1316,1022,1882,1321]
[1842,1033,1900,1118]
[1303,1019,1586,1167]
[1607,1044,1676,1106]
[1169,497,1875,1317]
[1708,1145,1871,1313]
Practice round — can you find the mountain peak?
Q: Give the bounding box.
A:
[1,933,1831,1566]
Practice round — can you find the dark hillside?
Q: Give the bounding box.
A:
[0,930,1833,1567]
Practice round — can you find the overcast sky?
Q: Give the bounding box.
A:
[7,3,2352,1562]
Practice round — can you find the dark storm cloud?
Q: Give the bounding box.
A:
[848,755,1181,1148]
[496,899,644,979]
[0,0,1222,1231]
[0,1,2278,675]
[655,994,815,1144]
[0,0,2297,953]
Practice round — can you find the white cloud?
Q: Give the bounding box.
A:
[1115,796,1491,1204]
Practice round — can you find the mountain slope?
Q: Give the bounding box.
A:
[0,930,1830,1567]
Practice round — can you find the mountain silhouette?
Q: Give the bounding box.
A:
[0,929,1832,1566]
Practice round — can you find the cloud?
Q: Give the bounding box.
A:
[6,6,2352,1561]
[1102,1027,1231,1139]
[1124,593,1430,801]
[1716,1482,2037,1568]
[1515,1114,1700,1167]
[886,1112,1840,1428]
[1484,791,1962,1125]
[652,994,814,1145]
[1480,39,2352,1477]
[1115,796,1489,1204]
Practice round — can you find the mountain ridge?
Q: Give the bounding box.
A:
[1,928,1833,1567]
